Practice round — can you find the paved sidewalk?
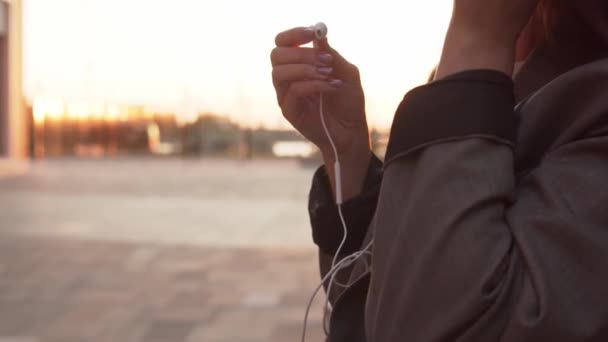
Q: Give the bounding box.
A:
[0,158,331,341]
[0,159,29,179]
[0,158,315,248]
[0,234,326,342]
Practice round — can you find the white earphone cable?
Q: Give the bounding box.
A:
[301,24,374,342]
[301,240,373,342]
[319,93,348,268]
[322,239,374,335]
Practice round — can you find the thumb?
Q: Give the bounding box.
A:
[316,38,357,77]
[317,38,346,62]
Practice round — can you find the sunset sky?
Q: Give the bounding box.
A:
[23,0,452,129]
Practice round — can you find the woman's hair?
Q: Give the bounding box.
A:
[532,0,608,45]
[535,0,560,36]
[527,0,562,45]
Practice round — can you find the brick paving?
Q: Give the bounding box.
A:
[0,234,326,342]
[0,158,329,341]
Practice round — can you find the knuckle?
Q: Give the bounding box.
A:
[271,67,279,81]
[308,64,319,77]
[270,48,279,64]
[348,64,361,80]
[278,96,287,112]
[292,82,308,97]
[279,89,293,110]
[274,33,282,47]
[289,83,302,96]
[308,50,320,64]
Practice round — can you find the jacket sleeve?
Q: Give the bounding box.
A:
[308,152,383,302]
[366,69,608,341]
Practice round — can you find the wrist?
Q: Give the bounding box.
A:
[435,28,516,79]
[321,140,372,203]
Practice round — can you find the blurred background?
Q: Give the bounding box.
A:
[0,0,451,341]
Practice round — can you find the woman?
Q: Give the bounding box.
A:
[270,1,608,341]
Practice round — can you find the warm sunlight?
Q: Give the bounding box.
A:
[24,0,453,129]
[32,96,64,122]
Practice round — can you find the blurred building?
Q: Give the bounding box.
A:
[252,129,308,157]
[30,98,176,157]
[0,0,27,160]
[181,114,241,156]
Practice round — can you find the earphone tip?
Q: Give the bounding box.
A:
[313,22,328,40]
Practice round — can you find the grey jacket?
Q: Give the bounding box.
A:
[308,52,608,341]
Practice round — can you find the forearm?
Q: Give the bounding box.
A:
[370,139,518,341]
[362,64,524,339]
[435,26,516,79]
[368,64,608,340]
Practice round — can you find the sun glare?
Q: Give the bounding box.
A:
[25,0,452,129]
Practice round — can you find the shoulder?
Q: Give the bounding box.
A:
[515,58,608,172]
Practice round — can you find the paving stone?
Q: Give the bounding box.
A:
[42,336,91,342]
[185,311,274,341]
[140,320,198,342]
[273,320,325,341]
[0,338,40,342]
[0,235,323,342]
[0,300,50,336]
[241,291,281,308]
[124,247,159,272]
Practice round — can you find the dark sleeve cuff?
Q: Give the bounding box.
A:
[385,69,517,166]
[308,153,383,256]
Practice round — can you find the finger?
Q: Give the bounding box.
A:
[314,38,359,81]
[289,79,343,96]
[272,64,333,84]
[270,47,333,67]
[280,79,342,107]
[316,38,349,66]
[275,27,315,47]
[280,80,342,120]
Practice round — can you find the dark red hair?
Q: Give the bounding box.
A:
[517,0,608,60]
[533,0,608,44]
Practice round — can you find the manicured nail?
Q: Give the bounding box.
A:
[317,67,333,75]
[328,79,343,88]
[319,53,333,64]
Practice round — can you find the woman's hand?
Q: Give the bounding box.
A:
[271,27,370,158]
[270,26,372,201]
[435,0,540,79]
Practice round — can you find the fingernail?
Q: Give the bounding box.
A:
[328,79,343,88]
[304,27,314,33]
[319,53,333,64]
[317,67,333,75]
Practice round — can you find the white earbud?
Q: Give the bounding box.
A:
[313,22,328,40]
